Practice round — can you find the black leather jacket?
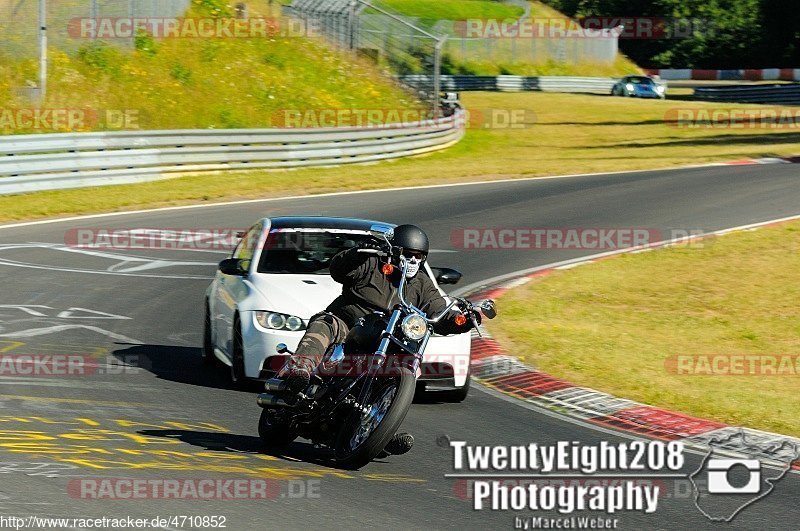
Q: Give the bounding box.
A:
[325,246,471,335]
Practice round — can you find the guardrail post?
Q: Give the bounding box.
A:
[433,36,446,116]
[38,0,47,104]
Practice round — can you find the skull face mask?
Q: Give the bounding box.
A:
[404,255,422,278]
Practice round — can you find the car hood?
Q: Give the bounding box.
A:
[246,274,342,318]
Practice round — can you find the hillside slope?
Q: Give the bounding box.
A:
[0,0,417,133]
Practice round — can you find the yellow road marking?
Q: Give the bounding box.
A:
[0,414,427,483]
[0,341,24,353]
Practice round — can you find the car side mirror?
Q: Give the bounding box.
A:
[432,267,462,285]
[219,258,247,276]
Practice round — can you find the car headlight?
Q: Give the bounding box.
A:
[656,85,665,93]
[625,83,634,91]
[401,314,428,341]
[255,311,306,332]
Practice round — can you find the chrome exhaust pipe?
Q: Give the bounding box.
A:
[257,393,295,408]
[263,378,286,392]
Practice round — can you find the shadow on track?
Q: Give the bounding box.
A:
[111,343,261,392]
[112,343,466,402]
[137,429,393,470]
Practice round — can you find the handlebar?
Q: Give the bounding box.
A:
[356,242,497,336]
[356,248,387,256]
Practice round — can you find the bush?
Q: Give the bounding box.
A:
[76,42,123,76]
[134,30,158,57]
[170,63,192,84]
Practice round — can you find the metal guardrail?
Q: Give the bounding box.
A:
[693,84,800,105]
[400,75,617,94]
[0,114,465,195]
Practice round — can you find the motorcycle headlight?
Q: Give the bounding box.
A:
[255,311,306,332]
[401,314,428,341]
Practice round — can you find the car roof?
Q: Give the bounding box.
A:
[268,216,395,232]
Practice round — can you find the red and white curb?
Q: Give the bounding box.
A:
[646,68,800,82]
[722,155,800,166]
[463,215,800,470]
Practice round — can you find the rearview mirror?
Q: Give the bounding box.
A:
[218,258,247,276]
[479,299,497,319]
[369,223,394,241]
[431,267,462,285]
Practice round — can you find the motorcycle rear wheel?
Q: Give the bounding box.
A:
[334,367,415,469]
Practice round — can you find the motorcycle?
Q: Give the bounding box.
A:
[255,225,497,469]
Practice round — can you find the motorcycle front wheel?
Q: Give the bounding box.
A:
[258,409,297,450]
[334,367,415,469]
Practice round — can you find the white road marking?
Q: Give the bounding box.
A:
[0,243,214,279]
[56,308,131,320]
[0,325,141,343]
[0,305,52,317]
[0,162,732,232]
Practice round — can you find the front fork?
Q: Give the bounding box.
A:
[355,309,405,408]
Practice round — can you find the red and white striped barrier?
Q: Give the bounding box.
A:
[645,68,800,81]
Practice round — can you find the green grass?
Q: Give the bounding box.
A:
[0,0,417,133]
[442,54,640,77]
[375,0,525,22]
[486,222,800,437]
[2,91,800,222]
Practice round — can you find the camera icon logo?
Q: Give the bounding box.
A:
[690,429,800,522]
[706,459,761,494]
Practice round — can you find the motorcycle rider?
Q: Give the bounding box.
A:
[282,224,480,454]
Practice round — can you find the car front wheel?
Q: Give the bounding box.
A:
[202,301,217,367]
[230,316,247,387]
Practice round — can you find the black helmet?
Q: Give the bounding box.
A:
[391,224,429,255]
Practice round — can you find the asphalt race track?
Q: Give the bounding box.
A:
[0,164,799,529]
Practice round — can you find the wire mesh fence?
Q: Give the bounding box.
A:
[1,1,620,114]
[1,0,191,101]
[0,0,191,58]
[429,13,619,67]
[289,0,445,112]
[442,33,619,66]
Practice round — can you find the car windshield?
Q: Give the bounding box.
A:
[626,77,654,85]
[257,230,369,274]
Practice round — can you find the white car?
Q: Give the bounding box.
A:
[204,216,472,401]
